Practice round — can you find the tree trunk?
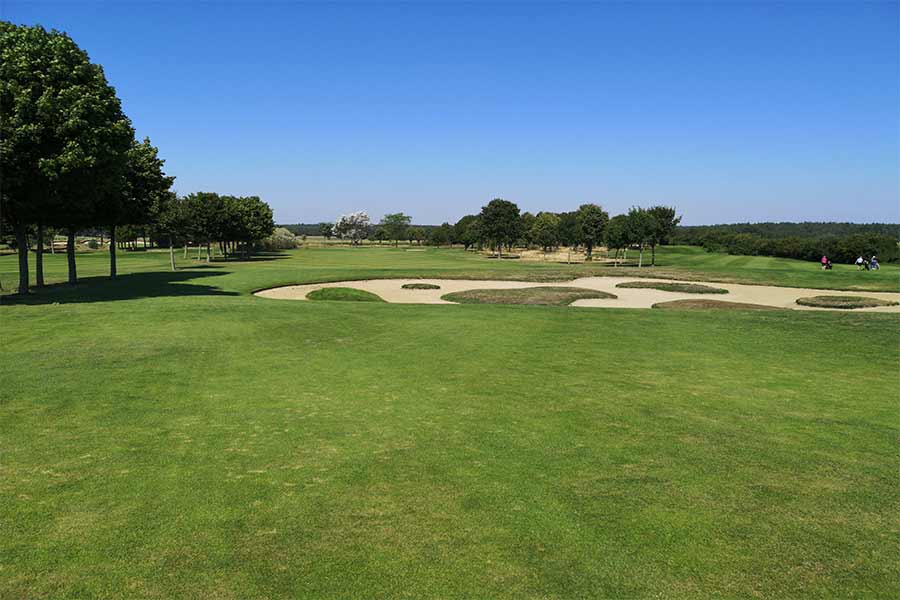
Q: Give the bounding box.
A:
[66,229,77,284]
[206,241,211,263]
[109,224,117,279]
[50,232,55,254]
[497,242,502,259]
[651,244,656,266]
[169,236,176,271]
[15,223,29,294]
[36,224,45,287]
[585,242,593,262]
[638,244,644,268]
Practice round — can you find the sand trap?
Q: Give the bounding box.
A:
[255,277,900,312]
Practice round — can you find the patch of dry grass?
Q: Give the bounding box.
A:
[441,286,617,306]
[652,299,780,311]
[616,281,729,294]
[795,296,899,309]
[401,283,441,290]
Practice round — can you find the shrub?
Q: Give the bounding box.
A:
[259,227,301,250]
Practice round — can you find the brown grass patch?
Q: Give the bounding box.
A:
[616,281,728,294]
[795,295,898,309]
[652,299,780,311]
[442,286,617,306]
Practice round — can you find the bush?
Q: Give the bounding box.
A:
[86,239,100,249]
[258,227,301,250]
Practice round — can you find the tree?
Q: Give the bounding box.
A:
[380,213,411,246]
[646,206,681,266]
[453,215,481,250]
[372,227,388,244]
[154,193,188,271]
[1,23,133,291]
[605,214,628,266]
[557,211,579,248]
[575,203,609,261]
[625,207,654,267]
[479,199,522,258]
[429,222,452,246]
[183,192,225,262]
[109,137,175,277]
[529,212,560,253]
[319,222,334,239]
[521,212,536,246]
[333,212,370,245]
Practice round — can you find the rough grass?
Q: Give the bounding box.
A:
[795,295,899,309]
[441,286,617,306]
[306,287,384,302]
[652,299,781,311]
[616,281,729,294]
[401,282,441,290]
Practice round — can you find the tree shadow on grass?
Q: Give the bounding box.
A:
[0,268,238,306]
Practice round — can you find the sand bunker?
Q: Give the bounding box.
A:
[255,277,900,312]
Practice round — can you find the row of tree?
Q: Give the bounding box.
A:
[454,200,681,266]
[1,23,276,293]
[696,231,898,264]
[320,201,681,266]
[671,221,900,244]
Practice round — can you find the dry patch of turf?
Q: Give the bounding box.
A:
[616,281,728,294]
[652,299,780,311]
[795,295,899,309]
[441,286,616,306]
[401,283,441,290]
[306,287,385,302]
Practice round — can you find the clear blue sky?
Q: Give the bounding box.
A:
[4,1,898,225]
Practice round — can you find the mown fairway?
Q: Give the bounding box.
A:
[2,247,898,598]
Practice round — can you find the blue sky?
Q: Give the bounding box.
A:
[4,1,898,225]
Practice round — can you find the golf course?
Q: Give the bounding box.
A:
[2,246,898,598]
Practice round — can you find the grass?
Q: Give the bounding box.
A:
[306,287,385,302]
[401,282,441,289]
[616,281,729,294]
[441,286,617,306]
[1,246,899,598]
[795,295,899,309]
[652,299,781,311]
[3,245,899,298]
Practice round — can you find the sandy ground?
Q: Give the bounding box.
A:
[255,277,900,312]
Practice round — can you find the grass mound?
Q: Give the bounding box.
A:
[795,295,898,309]
[617,281,728,294]
[442,286,616,306]
[401,282,441,290]
[652,299,779,311]
[306,287,385,302]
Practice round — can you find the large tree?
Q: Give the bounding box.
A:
[479,198,522,258]
[333,212,370,245]
[452,215,481,250]
[108,137,175,277]
[605,214,629,266]
[529,212,560,253]
[575,203,609,261]
[380,213,411,246]
[625,207,654,267]
[646,205,681,266]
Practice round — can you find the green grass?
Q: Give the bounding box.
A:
[442,286,616,306]
[795,295,899,309]
[3,245,899,298]
[1,247,898,598]
[306,287,385,302]
[616,280,729,294]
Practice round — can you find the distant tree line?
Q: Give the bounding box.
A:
[671,222,900,243]
[0,23,275,293]
[307,202,681,267]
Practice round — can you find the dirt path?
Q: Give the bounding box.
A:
[254,277,900,312]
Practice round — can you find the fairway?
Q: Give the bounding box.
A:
[2,247,898,598]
